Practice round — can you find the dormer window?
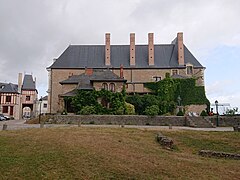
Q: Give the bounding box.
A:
[186,65,193,75]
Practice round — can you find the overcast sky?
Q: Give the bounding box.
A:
[0,0,240,110]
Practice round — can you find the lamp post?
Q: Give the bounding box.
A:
[215,100,219,127]
[39,96,42,124]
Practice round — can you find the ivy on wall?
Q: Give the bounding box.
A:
[66,89,126,115]
[65,77,209,115]
[144,77,210,106]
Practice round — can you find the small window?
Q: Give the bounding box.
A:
[43,103,47,108]
[26,96,30,101]
[2,106,8,113]
[109,83,115,92]
[153,76,161,82]
[102,83,108,90]
[187,66,193,75]
[6,96,11,103]
[172,70,178,75]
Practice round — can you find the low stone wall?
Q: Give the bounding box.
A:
[206,116,240,127]
[53,115,186,126]
[199,150,240,160]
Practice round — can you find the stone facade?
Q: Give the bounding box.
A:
[47,32,206,114]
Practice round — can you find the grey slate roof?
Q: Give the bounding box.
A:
[60,69,126,84]
[60,69,125,94]
[0,83,18,93]
[49,36,203,69]
[22,75,36,90]
[61,89,78,97]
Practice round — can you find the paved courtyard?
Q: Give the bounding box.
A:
[0,119,234,131]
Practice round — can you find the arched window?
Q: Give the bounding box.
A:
[109,83,115,92]
[102,83,108,90]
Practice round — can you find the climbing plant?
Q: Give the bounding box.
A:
[145,77,209,106]
[70,89,126,115]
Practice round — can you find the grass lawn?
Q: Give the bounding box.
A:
[0,127,239,179]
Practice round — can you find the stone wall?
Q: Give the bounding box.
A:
[199,150,240,160]
[206,116,240,127]
[53,115,186,126]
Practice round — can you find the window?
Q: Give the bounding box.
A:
[187,66,193,75]
[26,96,30,101]
[102,83,108,90]
[153,76,161,82]
[109,83,115,92]
[172,69,178,75]
[43,103,47,108]
[6,96,11,103]
[2,106,8,113]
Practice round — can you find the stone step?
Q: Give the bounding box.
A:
[186,117,215,128]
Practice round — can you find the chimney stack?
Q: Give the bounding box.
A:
[130,33,136,66]
[148,33,154,66]
[105,33,111,66]
[120,64,124,78]
[177,32,184,66]
[85,68,93,76]
[18,73,22,93]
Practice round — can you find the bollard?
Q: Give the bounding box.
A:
[169,124,172,129]
[2,123,7,130]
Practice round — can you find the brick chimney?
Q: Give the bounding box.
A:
[130,33,135,66]
[105,33,111,66]
[85,68,93,76]
[120,64,124,78]
[18,73,22,93]
[148,33,154,66]
[177,32,184,66]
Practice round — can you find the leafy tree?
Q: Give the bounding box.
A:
[225,108,238,116]
[144,105,159,117]
[125,102,135,115]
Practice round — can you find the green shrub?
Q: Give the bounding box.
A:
[115,106,125,115]
[80,106,96,115]
[200,110,208,116]
[177,110,184,116]
[125,102,135,115]
[144,105,159,117]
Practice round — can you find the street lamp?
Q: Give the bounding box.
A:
[39,96,43,124]
[215,100,219,127]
